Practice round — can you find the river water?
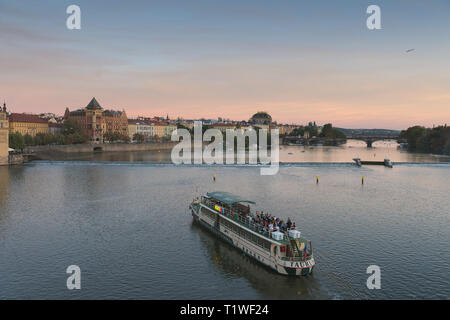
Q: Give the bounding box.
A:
[0,143,449,299]
[37,140,450,163]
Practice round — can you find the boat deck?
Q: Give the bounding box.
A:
[196,200,308,247]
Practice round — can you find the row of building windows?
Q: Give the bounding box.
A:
[12,123,47,127]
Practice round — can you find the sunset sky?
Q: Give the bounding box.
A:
[1,0,449,129]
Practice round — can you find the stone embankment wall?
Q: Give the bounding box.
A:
[25,142,177,154]
[0,155,8,166]
[8,154,24,165]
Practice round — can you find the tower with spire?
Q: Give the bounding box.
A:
[64,97,129,144]
[0,101,9,165]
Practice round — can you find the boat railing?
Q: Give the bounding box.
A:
[202,200,298,243]
[201,199,314,263]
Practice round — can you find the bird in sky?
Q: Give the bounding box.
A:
[406,49,415,53]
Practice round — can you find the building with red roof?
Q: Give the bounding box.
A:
[64,97,128,143]
[8,112,49,136]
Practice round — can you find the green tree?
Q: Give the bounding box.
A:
[400,126,427,151]
[444,140,450,156]
[133,133,145,143]
[304,125,318,137]
[319,123,346,139]
[9,132,25,150]
[62,119,89,144]
[104,131,130,143]
[54,133,66,145]
[103,132,112,142]
[34,133,57,145]
[290,127,305,137]
[400,125,449,154]
[320,123,333,137]
[63,119,83,135]
[120,134,131,143]
[72,133,87,144]
[23,134,34,146]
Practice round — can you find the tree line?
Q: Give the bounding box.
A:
[399,125,450,155]
[9,119,90,150]
[131,133,170,143]
[289,123,346,139]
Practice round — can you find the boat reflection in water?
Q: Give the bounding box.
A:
[190,222,325,299]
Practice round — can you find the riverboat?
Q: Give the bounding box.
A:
[189,192,315,276]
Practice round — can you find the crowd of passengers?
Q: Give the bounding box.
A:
[202,199,297,234]
[239,210,297,234]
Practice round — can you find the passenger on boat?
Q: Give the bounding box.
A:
[287,218,292,229]
[224,204,299,237]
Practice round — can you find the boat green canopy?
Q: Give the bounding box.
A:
[205,191,256,206]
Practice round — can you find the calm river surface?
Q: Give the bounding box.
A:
[0,144,449,299]
[37,140,450,163]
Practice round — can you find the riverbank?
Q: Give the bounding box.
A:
[19,143,450,163]
[24,142,177,154]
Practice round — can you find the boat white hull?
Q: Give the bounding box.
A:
[190,203,315,276]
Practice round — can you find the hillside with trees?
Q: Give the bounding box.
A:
[399,125,450,155]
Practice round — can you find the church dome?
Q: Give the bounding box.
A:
[249,111,272,125]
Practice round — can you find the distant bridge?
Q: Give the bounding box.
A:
[346,135,400,147]
[283,134,401,148]
[283,136,346,146]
